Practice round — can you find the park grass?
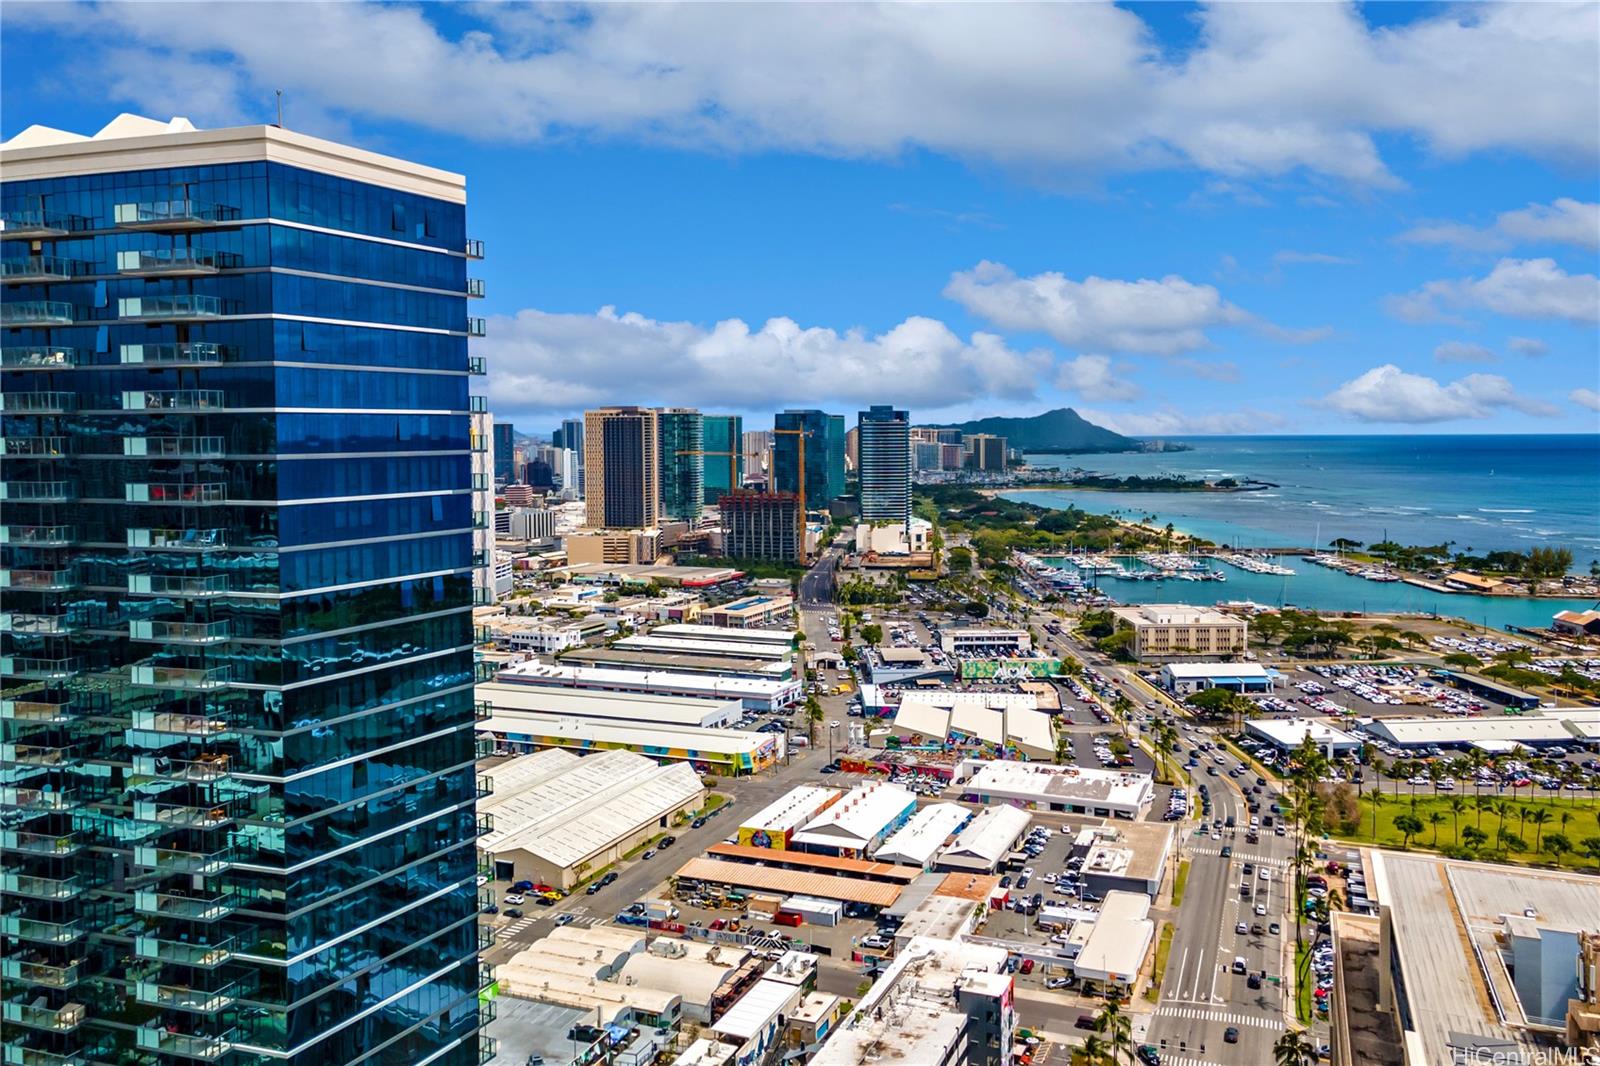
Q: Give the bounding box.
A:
[1332,791,1600,869]
[1171,860,1192,908]
[1145,923,1175,1003]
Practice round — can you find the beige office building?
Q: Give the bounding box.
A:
[584,406,661,529]
[1109,604,1247,661]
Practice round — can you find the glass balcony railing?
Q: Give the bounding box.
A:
[0,302,75,327]
[129,663,232,691]
[0,570,74,591]
[116,248,240,275]
[0,658,77,681]
[129,710,237,739]
[467,277,485,298]
[0,788,77,813]
[0,744,79,771]
[479,1035,498,1066]
[122,389,225,412]
[125,482,227,504]
[2,392,74,414]
[477,926,496,951]
[123,436,225,459]
[116,294,224,321]
[114,199,241,229]
[119,341,227,366]
[0,613,73,637]
[0,1044,88,1066]
[0,209,90,239]
[467,317,486,337]
[469,432,488,452]
[134,934,234,968]
[131,752,232,783]
[475,699,492,722]
[0,481,73,502]
[129,619,231,645]
[126,573,230,597]
[0,699,73,724]
[136,1021,235,1061]
[476,774,493,800]
[476,813,494,837]
[0,871,81,900]
[127,527,227,551]
[1,256,85,282]
[469,394,488,412]
[479,961,497,995]
[0,525,74,547]
[465,238,485,259]
[0,958,81,990]
[2,437,69,459]
[133,888,240,922]
[0,346,75,370]
[472,511,489,530]
[133,843,235,876]
[0,829,79,856]
[0,915,84,945]
[132,797,235,830]
[2,996,86,1032]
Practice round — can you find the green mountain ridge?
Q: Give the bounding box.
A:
[925,407,1144,454]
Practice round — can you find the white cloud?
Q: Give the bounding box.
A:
[1507,336,1549,357]
[1054,355,1141,402]
[1321,363,1558,423]
[478,306,1052,421]
[1273,250,1357,266]
[1075,406,1285,436]
[5,2,1595,185]
[1398,198,1600,251]
[1570,388,1600,413]
[1387,258,1600,325]
[1432,341,1497,364]
[942,260,1323,355]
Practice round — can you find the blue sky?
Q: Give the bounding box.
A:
[4,2,1597,436]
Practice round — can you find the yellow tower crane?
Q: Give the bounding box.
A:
[770,427,813,564]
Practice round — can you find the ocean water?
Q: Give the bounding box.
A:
[1011,434,1600,558]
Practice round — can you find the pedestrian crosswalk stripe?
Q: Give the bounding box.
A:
[1159,1056,1222,1066]
[1155,1005,1281,1030]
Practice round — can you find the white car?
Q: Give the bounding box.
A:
[1259,868,1271,881]
[503,893,526,905]
[1254,903,1267,916]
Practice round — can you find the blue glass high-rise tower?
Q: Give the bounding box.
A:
[0,116,493,1065]
[772,410,845,510]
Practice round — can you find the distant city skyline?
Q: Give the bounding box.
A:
[4,3,1594,435]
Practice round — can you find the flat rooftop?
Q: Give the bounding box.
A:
[481,712,777,758]
[960,760,1153,809]
[560,646,791,677]
[706,843,920,883]
[1113,603,1240,626]
[481,679,742,726]
[563,562,746,587]
[672,857,904,907]
[1164,662,1276,679]
[1247,717,1361,748]
[654,622,797,644]
[615,634,792,660]
[500,660,794,698]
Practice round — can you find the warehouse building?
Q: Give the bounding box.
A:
[874,803,973,869]
[790,781,918,859]
[670,858,905,909]
[616,633,793,661]
[480,711,783,775]
[654,622,799,647]
[953,759,1154,820]
[935,805,1032,873]
[737,785,843,850]
[499,660,802,713]
[1161,661,1280,695]
[477,748,706,889]
[561,645,795,681]
[615,944,750,1024]
[1364,714,1580,753]
[704,844,920,887]
[889,693,1056,760]
[1247,717,1363,758]
[1437,669,1543,711]
[481,677,745,728]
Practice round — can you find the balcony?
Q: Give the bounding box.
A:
[479,961,497,995]
[129,619,231,645]
[134,934,234,968]
[116,294,224,321]
[0,743,79,771]
[129,710,236,739]
[477,926,496,951]
[0,570,73,592]
[479,1036,498,1066]
[0,346,75,371]
[2,997,85,1033]
[469,394,488,412]
[0,915,83,946]
[132,797,235,830]
[0,699,73,724]
[0,830,79,857]
[0,658,77,681]
[476,774,493,800]
[1,392,73,414]
[133,843,235,876]
[133,888,239,922]
[122,389,225,412]
[124,482,231,508]
[1,1044,87,1066]
[0,526,73,547]
[116,248,240,276]
[1,256,85,283]
[0,613,73,637]
[468,354,487,375]
[114,199,240,229]
[119,341,228,366]
[1,438,69,459]
[127,527,227,551]
[132,752,232,782]
[471,511,489,529]
[465,238,485,259]
[476,812,494,837]
[0,481,73,502]
[129,663,232,691]
[0,789,76,813]
[136,1021,234,1061]
[0,302,74,327]
[0,210,90,240]
[126,573,230,597]
[475,699,492,722]
[467,277,485,298]
[123,436,225,459]
[0,872,80,900]
[0,958,80,990]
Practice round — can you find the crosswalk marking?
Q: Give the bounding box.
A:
[501,917,536,936]
[1155,1005,1281,1031]
[1187,846,1287,868]
[1159,1056,1223,1066]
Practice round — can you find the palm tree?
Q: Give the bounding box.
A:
[1428,810,1447,846]
[1494,801,1513,851]
[1095,998,1133,1066]
[1365,789,1386,840]
[1517,805,1532,842]
[1545,832,1573,868]
[1461,825,1488,855]
[1274,1027,1316,1066]
[1080,1034,1112,1066]
[1529,808,1551,851]
[1393,812,1424,849]
[1448,795,1467,844]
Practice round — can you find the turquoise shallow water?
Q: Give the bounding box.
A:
[1005,434,1600,630]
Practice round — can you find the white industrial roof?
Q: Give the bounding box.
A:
[1,113,196,151]
[482,678,741,727]
[960,760,1153,813]
[1164,662,1276,679]
[711,979,799,1040]
[894,701,953,739]
[616,953,737,1007]
[616,634,791,659]
[949,704,1006,746]
[1004,707,1056,755]
[478,749,704,869]
[1074,891,1154,983]
[942,627,1029,639]
[742,785,842,834]
[481,712,778,758]
[1368,716,1576,747]
[938,805,1032,867]
[1247,717,1361,749]
[902,690,1039,711]
[792,781,915,851]
[544,924,646,955]
[654,623,798,645]
[501,661,795,700]
[875,803,971,867]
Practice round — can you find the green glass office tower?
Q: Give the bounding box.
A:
[773,410,845,510]
[1,118,492,1065]
[701,414,743,504]
[657,408,703,523]
[857,405,911,523]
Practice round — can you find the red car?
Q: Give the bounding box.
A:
[1019,959,1034,975]
[709,919,727,931]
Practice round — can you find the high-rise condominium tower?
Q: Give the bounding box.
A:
[0,114,492,1066]
[772,410,846,509]
[583,406,661,529]
[701,414,743,504]
[857,405,911,523]
[656,407,704,523]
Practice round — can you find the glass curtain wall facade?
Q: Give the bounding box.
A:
[1,131,492,1066]
[701,414,743,504]
[857,405,911,523]
[772,410,845,510]
[491,422,515,486]
[656,408,703,523]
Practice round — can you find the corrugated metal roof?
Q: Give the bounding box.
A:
[875,803,971,866]
[672,858,903,906]
[706,843,920,882]
[940,805,1032,865]
[792,781,915,849]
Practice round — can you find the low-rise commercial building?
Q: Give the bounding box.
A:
[938,628,1032,657]
[935,805,1032,873]
[488,618,593,654]
[874,803,972,869]
[738,786,843,850]
[1072,822,1174,898]
[1072,891,1155,994]
[953,759,1154,820]
[853,517,933,556]
[615,633,793,662]
[1110,603,1248,661]
[791,781,918,859]
[703,594,795,629]
[710,979,805,1066]
[889,693,1056,760]
[671,858,905,908]
[1365,714,1578,753]
[499,660,801,713]
[864,646,955,685]
[481,712,783,775]
[1161,661,1279,694]
[561,644,794,680]
[1247,717,1362,758]
[483,677,746,728]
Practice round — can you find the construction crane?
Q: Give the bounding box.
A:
[675,448,740,504]
[770,427,813,564]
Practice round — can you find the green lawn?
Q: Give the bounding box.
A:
[1171,860,1191,908]
[1145,923,1175,1003]
[1332,791,1600,868]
